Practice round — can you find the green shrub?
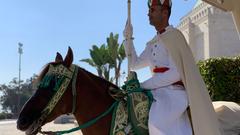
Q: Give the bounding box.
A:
[198,56,240,102]
[0,113,5,120]
[0,112,13,120]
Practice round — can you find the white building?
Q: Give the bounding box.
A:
[177,0,240,61]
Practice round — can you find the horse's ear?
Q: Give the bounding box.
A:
[55,52,63,63]
[63,47,73,67]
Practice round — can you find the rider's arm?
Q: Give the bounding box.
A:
[124,40,150,70]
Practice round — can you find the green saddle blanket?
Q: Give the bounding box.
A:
[109,72,153,135]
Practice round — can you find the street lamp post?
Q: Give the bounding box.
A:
[17,43,23,115]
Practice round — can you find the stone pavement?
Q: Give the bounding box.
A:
[0,120,82,135]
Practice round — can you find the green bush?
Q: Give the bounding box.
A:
[198,56,240,102]
[0,113,5,120]
[0,112,13,120]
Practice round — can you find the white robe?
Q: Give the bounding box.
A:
[124,26,192,135]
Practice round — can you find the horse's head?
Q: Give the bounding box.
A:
[17,47,76,134]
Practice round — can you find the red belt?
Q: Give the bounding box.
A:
[153,67,184,87]
[153,67,169,73]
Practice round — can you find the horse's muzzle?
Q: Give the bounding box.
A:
[17,117,31,131]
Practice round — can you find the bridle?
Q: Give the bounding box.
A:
[26,64,78,135]
[27,64,117,135]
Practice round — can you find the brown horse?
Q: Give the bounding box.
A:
[17,47,118,135]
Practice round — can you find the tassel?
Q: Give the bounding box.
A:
[38,73,67,92]
[53,77,65,92]
[39,74,55,88]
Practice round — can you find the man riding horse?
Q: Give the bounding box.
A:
[123,0,222,134]
[17,0,228,135]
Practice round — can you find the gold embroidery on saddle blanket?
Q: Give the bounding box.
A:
[130,93,149,130]
[110,72,153,135]
[110,92,152,135]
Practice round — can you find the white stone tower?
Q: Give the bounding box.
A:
[177,0,240,61]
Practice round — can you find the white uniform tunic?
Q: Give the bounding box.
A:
[124,26,193,135]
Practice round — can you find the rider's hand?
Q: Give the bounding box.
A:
[123,19,133,40]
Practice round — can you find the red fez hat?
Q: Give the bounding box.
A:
[148,0,172,8]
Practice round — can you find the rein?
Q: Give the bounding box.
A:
[31,64,118,135]
[32,64,148,135]
[41,102,118,135]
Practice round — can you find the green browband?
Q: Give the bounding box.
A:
[27,64,76,135]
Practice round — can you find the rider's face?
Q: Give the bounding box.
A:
[148,5,169,28]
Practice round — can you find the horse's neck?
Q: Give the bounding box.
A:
[74,68,115,135]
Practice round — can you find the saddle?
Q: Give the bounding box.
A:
[109,72,153,135]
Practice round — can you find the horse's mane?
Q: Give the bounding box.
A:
[78,67,119,89]
[34,62,119,90]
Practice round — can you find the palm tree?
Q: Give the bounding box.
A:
[80,33,126,85]
[107,33,126,85]
[80,44,113,81]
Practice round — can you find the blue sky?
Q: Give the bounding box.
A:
[0,0,197,85]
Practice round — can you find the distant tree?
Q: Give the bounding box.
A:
[80,44,114,81]
[0,75,37,117]
[80,33,126,85]
[107,33,126,85]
